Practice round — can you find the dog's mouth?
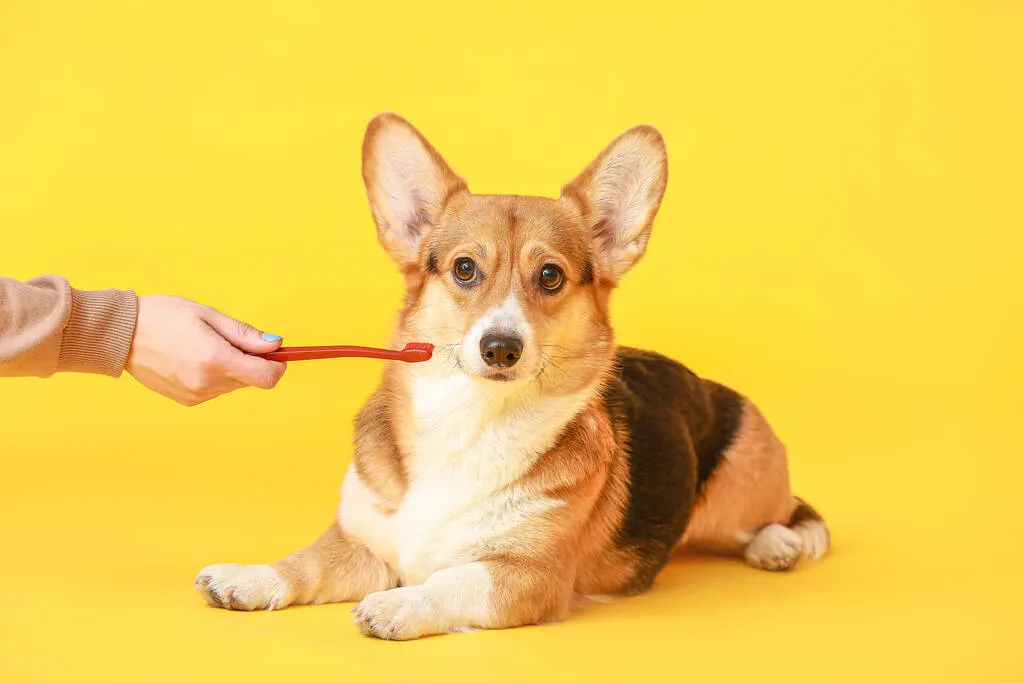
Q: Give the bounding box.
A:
[476,369,517,382]
[468,360,541,383]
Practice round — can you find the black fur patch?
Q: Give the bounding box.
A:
[579,259,594,285]
[694,381,745,491]
[425,246,439,274]
[605,347,744,593]
[789,497,824,526]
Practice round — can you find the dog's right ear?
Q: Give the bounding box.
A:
[361,114,467,268]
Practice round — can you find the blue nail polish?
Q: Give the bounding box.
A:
[261,333,282,342]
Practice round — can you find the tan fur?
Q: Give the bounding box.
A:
[352,399,633,637]
[271,524,398,604]
[518,402,636,598]
[195,113,828,639]
[350,389,407,507]
[194,524,398,611]
[679,397,796,553]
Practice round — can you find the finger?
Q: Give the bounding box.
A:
[200,306,283,354]
[220,347,288,389]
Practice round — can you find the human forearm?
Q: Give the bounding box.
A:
[0,275,137,378]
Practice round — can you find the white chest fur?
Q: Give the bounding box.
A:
[339,373,593,586]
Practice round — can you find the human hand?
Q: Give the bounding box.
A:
[126,295,287,406]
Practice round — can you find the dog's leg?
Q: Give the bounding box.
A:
[352,558,571,640]
[743,498,831,571]
[195,523,398,611]
[679,397,831,572]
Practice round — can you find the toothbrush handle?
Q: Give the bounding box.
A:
[258,346,410,362]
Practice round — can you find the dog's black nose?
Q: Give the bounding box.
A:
[480,334,523,368]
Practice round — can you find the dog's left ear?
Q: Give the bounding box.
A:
[561,126,667,282]
[362,113,467,268]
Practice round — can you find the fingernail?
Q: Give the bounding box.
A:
[261,333,282,342]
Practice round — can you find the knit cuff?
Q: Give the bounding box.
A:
[57,288,139,377]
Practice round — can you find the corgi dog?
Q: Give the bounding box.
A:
[195,113,830,640]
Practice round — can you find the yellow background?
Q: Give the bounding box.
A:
[1,1,1022,681]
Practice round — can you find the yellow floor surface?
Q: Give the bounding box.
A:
[2,1,1022,681]
[2,365,1022,682]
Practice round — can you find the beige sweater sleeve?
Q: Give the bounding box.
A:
[0,275,138,378]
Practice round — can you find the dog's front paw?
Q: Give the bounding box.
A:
[194,563,291,611]
[352,586,439,641]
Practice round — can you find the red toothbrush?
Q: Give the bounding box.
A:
[257,342,433,363]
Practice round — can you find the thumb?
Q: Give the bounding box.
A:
[201,306,283,354]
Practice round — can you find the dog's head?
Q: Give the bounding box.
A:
[362,114,667,394]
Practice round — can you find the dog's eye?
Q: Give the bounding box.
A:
[453,257,477,284]
[539,264,565,292]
